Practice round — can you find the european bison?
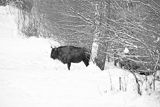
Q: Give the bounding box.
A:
[50,46,90,70]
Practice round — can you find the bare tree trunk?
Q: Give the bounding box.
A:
[153,53,160,90]
[108,70,113,91]
[95,41,107,70]
[91,0,107,70]
[119,77,122,91]
[153,73,156,91]
[107,55,110,62]
[131,71,142,95]
[91,32,99,63]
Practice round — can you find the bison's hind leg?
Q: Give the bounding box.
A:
[83,54,90,67]
[83,59,89,67]
[67,62,71,70]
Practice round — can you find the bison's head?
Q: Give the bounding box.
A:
[50,47,58,59]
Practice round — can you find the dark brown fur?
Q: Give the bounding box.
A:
[50,46,90,70]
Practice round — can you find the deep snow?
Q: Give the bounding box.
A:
[0,6,160,107]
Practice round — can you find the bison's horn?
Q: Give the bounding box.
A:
[51,46,56,49]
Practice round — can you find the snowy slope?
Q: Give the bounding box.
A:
[0,6,160,107]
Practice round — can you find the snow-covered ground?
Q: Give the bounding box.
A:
[0,6,160,107]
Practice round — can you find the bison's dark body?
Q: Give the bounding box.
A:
[50,46,90,70]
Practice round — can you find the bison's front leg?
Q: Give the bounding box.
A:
[67,62,71,70]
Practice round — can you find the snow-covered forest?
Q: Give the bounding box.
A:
[0,0,160,107]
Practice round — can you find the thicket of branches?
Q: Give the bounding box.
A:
[3,0,160,73]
